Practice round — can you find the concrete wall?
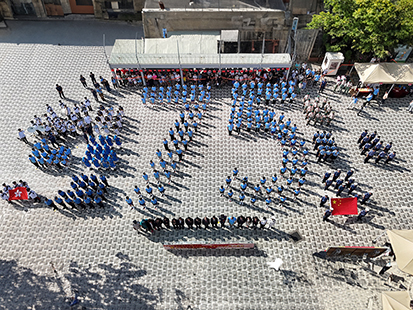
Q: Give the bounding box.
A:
[289,0,319,15]
[32,0,46,17]
[295,28,318,62]
[60,0,71,14]
[93,0,104,18]
[133,0,144,13]
[143,8,286,39]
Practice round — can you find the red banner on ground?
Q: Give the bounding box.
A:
[331,197,358,215]
[8,187,28,201]
[163,243,254,250]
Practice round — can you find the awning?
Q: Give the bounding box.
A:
[354,63,413,84]
[387,230,413,275]
[109,38,291,69]
[382,291,411,310]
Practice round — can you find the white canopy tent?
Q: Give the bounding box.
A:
[109,36,291,69]
[354,63,413,84]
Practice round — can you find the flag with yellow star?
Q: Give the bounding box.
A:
[330,197,358,215]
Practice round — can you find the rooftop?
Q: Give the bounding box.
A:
[109,36,292,68]
[145,0,286,10]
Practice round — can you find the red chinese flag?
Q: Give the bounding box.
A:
[331,197,358,215]
[8,187,28,201]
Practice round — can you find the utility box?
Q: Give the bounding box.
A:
[321,52,344,75]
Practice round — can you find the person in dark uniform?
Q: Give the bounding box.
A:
[334,179,343,190]
[357,130,368,144]
[211,216,218,228]
[357,208,370,222]
[348,183,357,194]
[172,218,178,229]
[344,169,354,181]
[345,178,355,188]
[322,171,331,183]
[320,195,329,207]
[361,142,372,155]
[359,134,370,149]
[252,216,259,229]
[237,215,246,228]
[147,219,155,232]
[163,217,170,229]
[185,217,194,229]
[178,217,185,229]
[154,218,162,230]
[219,214,226,228]
[323,209,332,221]
[194,217,202,229]
[384,151,396,164]
[202,216,210,229]
[324,179,333,190]
[332,170,341,182]
[336,184,345,196]
[364,150,375,163]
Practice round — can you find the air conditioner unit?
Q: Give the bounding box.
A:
[111,1,119,9]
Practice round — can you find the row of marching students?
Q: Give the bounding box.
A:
[48,173,110,211]
[134,215,277,234]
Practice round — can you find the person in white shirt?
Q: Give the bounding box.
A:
[84,114,91,125]
[267,217,276,229]
[68,123,77,136]
[34,115,42,126]
[46,104,54,114]
[93,123,100,135]
[84,97,92,111]
[44,124,51,134]
[117,111,123,122]
[18,129,29,144]
[2,183,12,193]
[116,117,122,129]
[80,103,87,114]
[28,190,41,202]
[18,180,26,188]
[118,106,125,117]
[113,124,120,135]
[77,120,84,130]
[44,115,52,124]
[0,190,10,203]
[73,105,80,116]
[103,123,110,135]
[260,217,267,229]
[60,124,67,136]
[408,100,413,113]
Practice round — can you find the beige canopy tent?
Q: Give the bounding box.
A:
[382,291,411,310]
[387,230,413,275]
[354,63,413,84]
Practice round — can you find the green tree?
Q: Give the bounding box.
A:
[307,0,413,58]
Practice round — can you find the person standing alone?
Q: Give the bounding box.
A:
[56,84,66,99]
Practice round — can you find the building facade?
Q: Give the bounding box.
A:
[0,0,321,61]
[142,0,322,60]
[0,0,144,18]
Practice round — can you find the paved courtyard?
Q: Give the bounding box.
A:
[0,20,413,310]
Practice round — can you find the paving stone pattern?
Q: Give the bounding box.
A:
[0,34,413,309]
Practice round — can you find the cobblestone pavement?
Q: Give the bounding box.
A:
[1,21,413,310]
